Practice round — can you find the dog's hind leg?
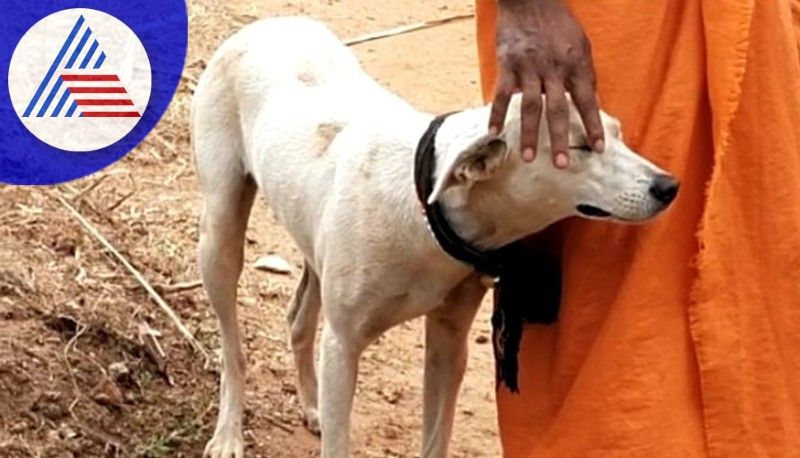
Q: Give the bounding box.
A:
[198,173,257,458]
[194,44,260,458]
[198,142,256,458]
[286,262,322,434]
[421,278,486,458]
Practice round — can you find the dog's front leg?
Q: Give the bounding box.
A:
[422,279,486,458]
[318,321,362,458]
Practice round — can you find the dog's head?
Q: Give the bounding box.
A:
[429,95,679,235]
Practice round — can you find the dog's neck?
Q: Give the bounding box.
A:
[437,180,562,250]
[429,108,569,250]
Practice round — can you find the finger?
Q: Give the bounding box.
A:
[519,76,543,162]
[571,71,605,152]
[544,78,570,168]
[489,69,517,135]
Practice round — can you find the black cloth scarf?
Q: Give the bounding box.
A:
[413,113,562,393]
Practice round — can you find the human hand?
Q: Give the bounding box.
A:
[490,0,604,167]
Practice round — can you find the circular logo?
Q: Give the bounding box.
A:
[0,1,187,185]
[9,9,152,152]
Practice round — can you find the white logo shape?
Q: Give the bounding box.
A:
[8,8,151,152]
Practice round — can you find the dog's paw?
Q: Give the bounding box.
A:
[204,430,244,458]
[302,408,321,436]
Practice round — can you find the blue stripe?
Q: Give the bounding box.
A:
[66,100,78,117]
[79,39,98,69]
[36,77,63,117]
[93,51,106,69]
[51,86,71,117]
[65,27,92,69]
[22,16,85,117]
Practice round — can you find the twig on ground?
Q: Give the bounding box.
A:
[160,279,204,294]
[73,417,124,454]
[343,13,475,47]
[59,322,126,451]
[52,193,210,363]
[150,132,180,157]
[138,322,174,386]
[264,414,295,434]
[106,189,136,213]
[166,159,192,185]
[62,320,89,413]
[74,175,110,201]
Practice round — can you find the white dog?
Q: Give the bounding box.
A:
[192,16,678,458]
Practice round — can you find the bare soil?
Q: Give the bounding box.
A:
[0,1,501,456]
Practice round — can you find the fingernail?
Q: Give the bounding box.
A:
[594,139,605,152]
[522,147,535,162]
[489,126,499,136]
[555,153,569,168]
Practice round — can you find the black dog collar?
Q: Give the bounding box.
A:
[413,113,562,393]
[413,112,506,277]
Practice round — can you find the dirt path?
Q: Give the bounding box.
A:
[0,1,501,456]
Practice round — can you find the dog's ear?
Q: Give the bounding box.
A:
[428,134,508,204]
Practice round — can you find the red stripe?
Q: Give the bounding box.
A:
[76,99,134,106]
[61,74,120,81]
[68,87,127,93]
[81,111,141,118]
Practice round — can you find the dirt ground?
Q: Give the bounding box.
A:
[0,1,504,457]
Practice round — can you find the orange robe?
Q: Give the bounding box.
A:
[476,1,800,456]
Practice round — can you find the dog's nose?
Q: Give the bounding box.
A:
[649,175,680,205]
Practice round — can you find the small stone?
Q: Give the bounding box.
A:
[91,379,124,407]
[108,362,129,381]
[59,424,78,439]
[379,388,402,405]
[9,420,27,433]
[47,429,61,442]
[253,255,292,274]
[33,392,67,421]
[281,382,298,395]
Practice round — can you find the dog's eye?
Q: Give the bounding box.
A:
[569,144,593,152]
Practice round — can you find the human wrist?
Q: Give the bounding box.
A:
[498,0,563,19]
[499,0,560,8]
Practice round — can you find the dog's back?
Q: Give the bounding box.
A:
[195,18,359,253]
[193,17,422,262]
[193,17,361,163]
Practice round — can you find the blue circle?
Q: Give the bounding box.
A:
[0,1,188,185]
